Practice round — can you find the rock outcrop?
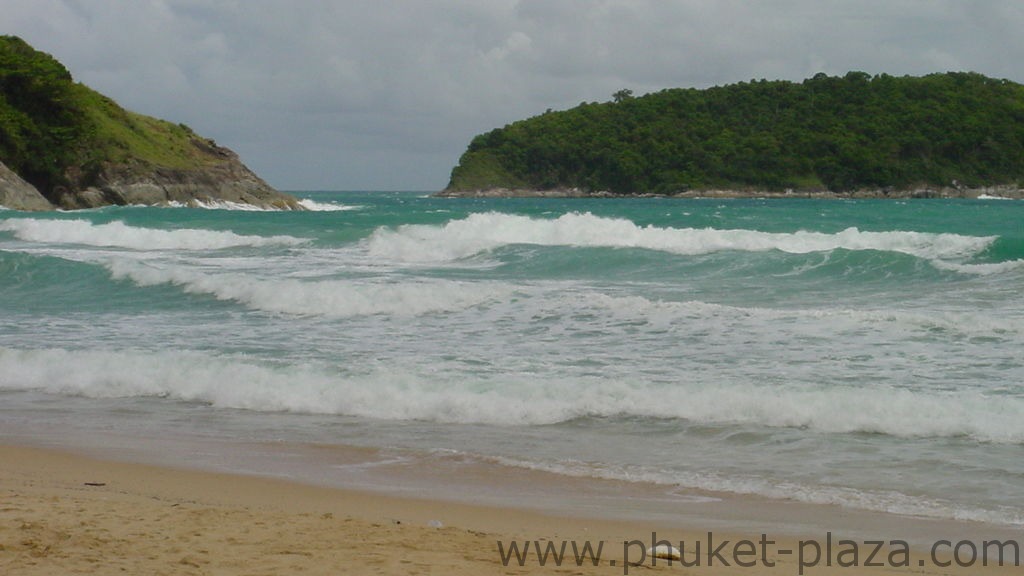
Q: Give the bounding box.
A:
[0,161,53,211]
[56,143,302,210]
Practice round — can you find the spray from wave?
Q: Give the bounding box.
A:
[296,198,361,211]
[165,197,359,211]
[164,199,275,211]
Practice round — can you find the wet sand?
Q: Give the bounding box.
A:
[2,443,1019,575]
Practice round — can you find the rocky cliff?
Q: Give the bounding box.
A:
[55,144,301,210]
[0,160,52,211]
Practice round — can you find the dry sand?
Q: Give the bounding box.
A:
[1,443,1018,575]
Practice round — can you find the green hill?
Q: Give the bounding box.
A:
[0,35,298,209]
[445,72,1024,195]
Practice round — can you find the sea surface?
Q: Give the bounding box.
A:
[1,192,1023,528]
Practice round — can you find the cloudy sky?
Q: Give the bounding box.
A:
[6,1,1024,190]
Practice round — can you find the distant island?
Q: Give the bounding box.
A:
[440,72,1024,199]
[0,36,300,211]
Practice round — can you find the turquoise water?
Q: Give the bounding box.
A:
[1,192,1023,525]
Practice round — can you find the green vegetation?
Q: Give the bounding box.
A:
[0,36,84,194]
[448,72,1024,194]
[0,36,218,200]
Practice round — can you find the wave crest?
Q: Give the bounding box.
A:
[104,259,509,317]
[1,347,1020,444]
[296,198,361,211]
[0,218,307,250]
[366,212,997,264]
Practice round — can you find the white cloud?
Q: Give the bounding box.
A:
[5,0,1024,190]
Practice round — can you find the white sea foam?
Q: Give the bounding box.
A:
[164,197,356,211]
[164,199,293,211]
[562,291,1024,338]
[103,259,510,317]
[366,211,997,264]
[929,257,1024,276]
[296,198,361,211]
[2,346,1020,443]
[0,218,307,250]
[165,199,267,211]
[1,345,1021,525]
[977,194,1014,200]
[478,454,1024,526]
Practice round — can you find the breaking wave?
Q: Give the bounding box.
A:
[366,212,998,267]
[1,347,1020,444]
[103,259,510,317]
[164,199,276,211]
[165,197,358,211]
[296,198,361,211]
[0,218,307,250]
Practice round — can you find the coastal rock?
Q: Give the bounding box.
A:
[0,161,53,211]
[56,144,303,211]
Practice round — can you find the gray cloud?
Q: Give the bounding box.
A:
[6,0,1024,190]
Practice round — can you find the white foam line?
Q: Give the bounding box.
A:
[480,454,1024,526]
[0,219,307,250]
[166,199,277,211]
[365,211,998,264]
[103,259,511,317]
[296,198,361,211]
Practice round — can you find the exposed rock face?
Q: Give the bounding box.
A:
[56,144,302,210]
[0,161,53,211]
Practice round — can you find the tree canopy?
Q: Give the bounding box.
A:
[0,35,87,193]
[447,72,1024,194]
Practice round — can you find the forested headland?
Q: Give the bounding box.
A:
[0,35,298,210]
[444,72,1024,197]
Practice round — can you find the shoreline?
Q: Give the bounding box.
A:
[435,185,1024,199]
[4,415,1021,544]
[2,440,1020,575]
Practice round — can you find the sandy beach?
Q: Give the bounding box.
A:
[1,443,1018,575]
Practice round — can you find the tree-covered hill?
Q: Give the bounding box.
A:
[0,35,297,209]
[446,72,1024,195]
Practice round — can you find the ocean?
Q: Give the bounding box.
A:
[1,192,1022,530]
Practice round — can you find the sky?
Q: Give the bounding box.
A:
[6,0,1024,191]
